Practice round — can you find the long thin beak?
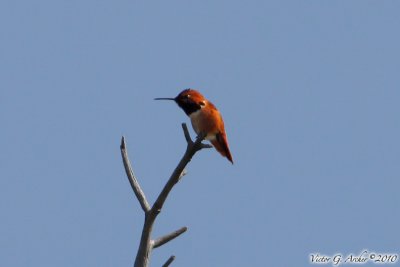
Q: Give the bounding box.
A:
[154,97,175,100]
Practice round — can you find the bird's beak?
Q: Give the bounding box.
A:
[154,97,175,101]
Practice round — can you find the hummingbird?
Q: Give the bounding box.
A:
[155,89,233,164]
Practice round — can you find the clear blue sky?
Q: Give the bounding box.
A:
[1,1,399,266]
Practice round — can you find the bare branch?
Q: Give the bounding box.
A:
[153,226,188,249]
[162,256,175,267]
[151,125,208,215]
[181,123,212,149]
[120,136,151,212]
[181,123,192,144]
[121,123,209,267]
[200,143,213,149]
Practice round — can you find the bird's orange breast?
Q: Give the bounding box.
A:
[189,102,224,140]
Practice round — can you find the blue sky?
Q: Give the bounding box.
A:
[1,1,399,266]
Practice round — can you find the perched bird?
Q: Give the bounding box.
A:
[155,89,233,164]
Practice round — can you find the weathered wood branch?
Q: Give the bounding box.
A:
[120,137,151,212]
[162,256,175,267]
[151,126,209,216]
[120,123,210,267]
[153,227,187,249]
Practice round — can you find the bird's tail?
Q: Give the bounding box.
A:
[211,132,233,164]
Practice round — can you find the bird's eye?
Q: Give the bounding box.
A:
[199,101,205,106]
[186,94,191,98]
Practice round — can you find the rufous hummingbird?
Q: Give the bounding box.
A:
[155,89,233,164]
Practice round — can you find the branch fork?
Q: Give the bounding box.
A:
[120,123,210,267]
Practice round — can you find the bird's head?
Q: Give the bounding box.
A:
[155,89,206,116]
